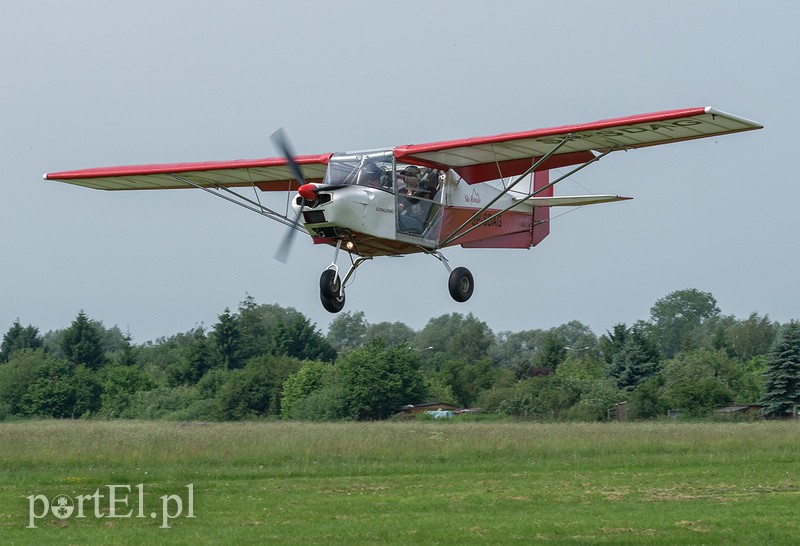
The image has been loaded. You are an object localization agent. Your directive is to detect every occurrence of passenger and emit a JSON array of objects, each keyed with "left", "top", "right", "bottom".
[
  {"left": 397, "top": 166, "right": 423, "bottom": 216},
  {"left": 418, "top": 168, "right": 441, "bottom": 200},
  {"left": 398, "top": 165, "right": 421, "bottom": 194}
]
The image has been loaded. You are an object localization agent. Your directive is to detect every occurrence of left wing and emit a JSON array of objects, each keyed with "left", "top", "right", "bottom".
[
  {"left": 43, "top": 154, "right": 332, "bottom": 191},
  {"left": 394, "top": 107, "right": 762, "bottom": 184}
]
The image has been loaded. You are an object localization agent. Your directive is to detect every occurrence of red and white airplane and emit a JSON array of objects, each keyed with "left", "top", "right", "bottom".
[{"left": 44, "top": 107, "right": 761, "bottom": 313}]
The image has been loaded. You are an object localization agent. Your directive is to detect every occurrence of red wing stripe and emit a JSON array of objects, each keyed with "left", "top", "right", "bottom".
[
  {"left": 396, "top": 108, "right": 710, "bottom": 156},
  {"left": 45, "top": 154, "right": 331, "bottom": 181}
]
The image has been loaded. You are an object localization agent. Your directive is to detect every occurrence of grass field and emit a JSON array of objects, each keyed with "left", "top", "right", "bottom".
[{"left": 1, "top": 419, "right": 799, "bottom": 544}]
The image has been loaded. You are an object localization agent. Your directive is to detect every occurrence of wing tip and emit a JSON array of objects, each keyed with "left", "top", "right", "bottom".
[{"left": 703, "top": 106, "right": 764, "bottom": 129}]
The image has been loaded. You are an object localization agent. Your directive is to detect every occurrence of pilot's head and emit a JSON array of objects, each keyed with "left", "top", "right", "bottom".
[
  {"left": 360, "top": 162, "right": 382, "bottom": 186},
  {"left": 400, "top": 166, "right": 420, "bottom": 186}
]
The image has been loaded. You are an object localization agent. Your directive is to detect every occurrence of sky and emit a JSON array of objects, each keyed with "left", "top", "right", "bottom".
[{"left": 1, "top": 1, "right": 795, "bottom": 343}]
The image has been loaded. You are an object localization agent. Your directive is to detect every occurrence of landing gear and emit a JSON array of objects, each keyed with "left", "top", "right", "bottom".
[
  {"left": 448, "top": 266, "right": 474, "bottom": 302},
  {"left": 427, "top": 251, "right": 474, "bottom": 303},
  {"left": 319, "top": 269, "right": 345, "bottom": 313},
  {"left": 318, "top": 241, "right": 372, "bottom": 313},
  {"left": 319, "top": 269, "right": 341, "bottom": 299}
]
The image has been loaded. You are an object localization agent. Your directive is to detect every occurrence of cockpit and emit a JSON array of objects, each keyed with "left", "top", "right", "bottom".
[
  {"left": 323, "top": 150, "right": 395, "bottom": 189},
  {"left": 323, "top": 150, "right": 446, "bottom": 239}
]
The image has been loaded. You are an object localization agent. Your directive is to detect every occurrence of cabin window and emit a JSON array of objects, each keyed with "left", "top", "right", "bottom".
[
  {"left": 395, "top": 163, "right": 445, "bottom": 238},
  {"left": 324, "top": 150, "right": 395, "bottom": 191}
]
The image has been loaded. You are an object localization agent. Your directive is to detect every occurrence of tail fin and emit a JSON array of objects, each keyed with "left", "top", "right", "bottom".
[{"left": 531, "top": 170, "right": 551, "bottom": 246}]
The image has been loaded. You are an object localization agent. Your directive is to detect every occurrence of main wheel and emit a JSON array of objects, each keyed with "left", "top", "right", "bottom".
[
  {"left": 319, "top": 269, "right": 341, "bottom": 300},
  {"left": 320, "top": 290, "right": 346, "bottom": 313},
  {"left": 448, "top": 267, "right": 474, "bottom": 302}
]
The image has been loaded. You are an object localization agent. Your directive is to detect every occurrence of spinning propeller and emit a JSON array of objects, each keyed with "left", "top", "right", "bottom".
[
  {"left": 271, "top": 128, "right": 315, "bottom": 263},
  {"left": 271, "top": 128, "right": 349, "bottom": 263}
]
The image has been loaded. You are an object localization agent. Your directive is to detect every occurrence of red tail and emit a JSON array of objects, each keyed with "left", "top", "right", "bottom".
[{"left": 531, "top": 170, "right": 551, "bottom": 246}]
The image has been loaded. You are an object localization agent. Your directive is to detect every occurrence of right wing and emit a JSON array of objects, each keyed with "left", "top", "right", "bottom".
[{"left": 522, "top": 195, "right": 633, "bottom": 207}]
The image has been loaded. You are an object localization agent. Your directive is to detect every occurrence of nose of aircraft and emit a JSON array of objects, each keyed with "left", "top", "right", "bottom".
[{"left": 298, "top": 183, "right": 317, "bottom": 201}]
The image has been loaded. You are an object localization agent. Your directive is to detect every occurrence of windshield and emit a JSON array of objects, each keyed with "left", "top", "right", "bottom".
[{"left": 324, "top": 150, "right": 394, "bottom": 190}]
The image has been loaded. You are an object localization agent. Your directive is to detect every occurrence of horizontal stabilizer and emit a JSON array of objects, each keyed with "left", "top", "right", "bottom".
[{"left": 520, "top": 195, "right": 632, "bottom": 207}]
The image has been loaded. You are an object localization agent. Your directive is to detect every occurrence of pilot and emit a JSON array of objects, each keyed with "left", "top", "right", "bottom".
[{"left": 359, "top": 162, "right": 385, "bottom": 188}]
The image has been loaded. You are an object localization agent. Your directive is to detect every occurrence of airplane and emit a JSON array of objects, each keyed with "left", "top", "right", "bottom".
[{"left": 44, "top": 106, "right": 761, "bottom": 313}]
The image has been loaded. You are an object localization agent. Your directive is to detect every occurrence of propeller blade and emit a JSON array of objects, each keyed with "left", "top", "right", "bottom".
[
  {"left": 271, "top": 128, "right": 306, "bottom": 186},
  {"left": 270, "top": 128, "right": 306, "bottom": 263},
  {"left": 274, "top": 206, "right": 303, "bottom": 263}
]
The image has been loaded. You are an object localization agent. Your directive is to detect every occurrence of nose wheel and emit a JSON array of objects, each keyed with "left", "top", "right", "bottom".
[{"left": 320, "top": 269, "right": 345, "bottom": 313}]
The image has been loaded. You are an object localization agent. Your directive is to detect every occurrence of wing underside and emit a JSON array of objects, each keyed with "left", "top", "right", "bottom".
[
  {"left": 43, "top": 154, "right": 331, "bottom": 191},
  {"left": 43, "top": 107, "right": 761, "bottom": 193},
  {"left": 394, "top": 107, "right": 762, "bottom": 184}
]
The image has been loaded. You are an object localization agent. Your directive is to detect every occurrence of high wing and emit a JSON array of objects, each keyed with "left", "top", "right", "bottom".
[
  {"left": 394, "top": 107, "right": 762, "bottom": 184},
  {"left": 43, "top": 154, "right": 331, "bottom": 191},
  {"left": 522, "top": 195, "right": 632, "bottom": 207},
  {"left": 44, "top": 107, "right": 760, "bottom": 191}
]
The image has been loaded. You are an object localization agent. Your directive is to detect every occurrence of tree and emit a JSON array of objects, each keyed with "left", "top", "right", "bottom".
[
  {"left": 60, "top": 311, "right": 106, "bottom": 370},
  {"left": 236, "top": 295, "right": 272, "bottom": 359},
  {"left": 116, "top": 333, "right": 138, "bottom": 367},
  {"left": 216, "top": 354, "right": 302, "bottom": 419},
  {"left": 0, "top": 349, "right": 47, "bottom": 416},
  {"left": 448, "top": 314, "right": 495, "bottom": 364},
  {"left": 649, "top": 289, "right": 720, "bottom": 358},
  {"left": 415, "top": 313, "right": 493, "bottom": 364},
  {"left": 498, "top": 375, "right": 581, "bottom": 419},
  {"left": 550, "top": 321, "right": 598, "bottom": 359},
  {"left": 660, "top": 349, "right": 756, "bottom": 417},
  {"left": 628, "top": 377, "right": 667, "bottom": 419},
  {"left": 326, "top": 311, "right": 368, "bottom": 353},
  {"left": 272, "top": 312, "right": 336, "bottom": 362},
  {"left": 212, "top": 308, "right": 243, "bottom": 369},
  {"left": 334, "top": 340, "right": 427, "bottom": 420},
  {"left": 439, "top": 357, "right": 504, "bottom": 407},
  {"left": 365, "top": 321, "right": 415, "bottom": 347},
  {"left": 234, "top": 299, "right": 336, "bottom": 362},
  {"left": 99, "top": 364, "right": 155, "bottom": 417},
  {"left": 608, "top": 325, "right": 660, "bottom": 391},
  {"left": 165, "top": 328, "right": 215, "bottom": 386},
  {"left": 599, "top": 323, "right": 629, "bottom": 365},
  {"left": 531, "top": 332, "right": 567, "bottom": 374},
  {"left": 22, "top": 358, "right": 101, "bottom": 417},
  {"left": 761, "top": 321, "right": 800, "bottom": 418},
  {"left": 725, "top": 312, "right": 779, "bottom": 361},
  {"left": 0, "top": 320, "right": 42, "bottom": 363},
  {"left": 280, "top": 361, "right": 333, "bottom": 419},
  {"left": 491, "top": 329, "right": 546, "bottom": 376}
]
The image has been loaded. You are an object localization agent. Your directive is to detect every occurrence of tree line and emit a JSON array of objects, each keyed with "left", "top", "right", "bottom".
[{"left": 1, "top": 289, "right": 799, "bottom": 421}]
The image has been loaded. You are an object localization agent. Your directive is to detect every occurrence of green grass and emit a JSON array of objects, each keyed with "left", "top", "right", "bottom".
[{"left": 1, "top": 420, "right": 799, "bottom": 544}]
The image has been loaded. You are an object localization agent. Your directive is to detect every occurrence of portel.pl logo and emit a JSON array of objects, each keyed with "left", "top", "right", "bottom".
[{"left": 27, "top": 483, "right": 194, "bottom": 529}]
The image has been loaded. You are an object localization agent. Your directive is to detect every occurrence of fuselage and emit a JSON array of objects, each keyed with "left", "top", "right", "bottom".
[{"left": 292, "top": 150, "right": 542, "bottom": 257}]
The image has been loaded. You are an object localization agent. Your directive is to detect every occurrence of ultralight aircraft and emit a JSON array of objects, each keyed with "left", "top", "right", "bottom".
[{"left": 44, "top": 107, "right": 762, "bottom": 313}]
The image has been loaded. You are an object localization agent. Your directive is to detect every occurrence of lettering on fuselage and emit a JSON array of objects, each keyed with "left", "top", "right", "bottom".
[
  {"left": 534, "top": 119, "right": 704, "bottom": 145},
  {"left": 464, "top": 189, "right": 482, "bottom": 205},
  {"left": 376, "top": 206, "right": 394, "bottom": 214},
  {"left": 470, "top": 212, "right": 503, "bottom": 228}
]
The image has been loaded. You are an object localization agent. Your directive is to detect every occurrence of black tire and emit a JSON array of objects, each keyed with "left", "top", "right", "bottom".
[
  {"left": 320, "top": 290, "right": 346, "bottom": 313},
  {"left": 319, "top": 269, "right": 341, "bottom": 300},
  {"left": 448, "top": 267, "right": 474, "bottom": 302}
]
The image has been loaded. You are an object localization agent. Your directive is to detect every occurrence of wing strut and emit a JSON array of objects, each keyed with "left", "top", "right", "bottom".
[
  {"left": 171, "top": 174, "right": 307, "bottom": 233},
  {"left": 440, "top": 149, "right": 614, "bottom": 246},
  {"left": 438, "top": 134, "right": 586, "bottom": 248}
]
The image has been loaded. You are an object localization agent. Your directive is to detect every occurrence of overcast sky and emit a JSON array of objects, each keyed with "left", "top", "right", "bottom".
[{"left": 1, "top": 1, "right": 794, "bottom": 343}]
